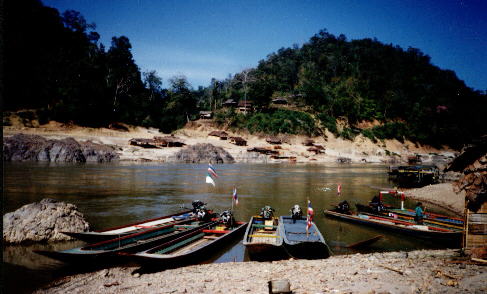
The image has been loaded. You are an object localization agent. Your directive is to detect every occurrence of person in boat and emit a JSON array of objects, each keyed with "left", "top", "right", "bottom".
[
  {"left": 260, "top": 206, "right": 275, "bottom": 219},
  {"left": 336, "top": 200, "right": 351, "bottom": 214},
  {"left": 414, "top": 202, "right": 425, "bottom": 224},
  {"left": 369, "top": 195, "right": 385, "bottom": 213},
  {"left": 290, "top": 204, "right": 303, "bottom": 223}
]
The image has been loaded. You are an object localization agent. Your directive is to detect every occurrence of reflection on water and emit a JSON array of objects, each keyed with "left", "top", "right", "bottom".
[{"left": 3, "top": 162, "right": 458, "bottom": 293}]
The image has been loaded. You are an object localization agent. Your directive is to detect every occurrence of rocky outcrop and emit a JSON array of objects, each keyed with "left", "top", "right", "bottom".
[
  {"left": 172, "top": 143, "right": 235, "bottom": 163},
  {"left": 3, "top": 133, "right": 119, "bottom": 162},
  {"left": 3, "top": 198, "right": 90, "bottom": 244}
]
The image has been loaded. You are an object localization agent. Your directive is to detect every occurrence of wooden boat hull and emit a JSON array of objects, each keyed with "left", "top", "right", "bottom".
[
  {"left": 61, "top": 210, "right": 194, "bottom": 243},
  {"left": 34, "top": 219, "right": 212, "bottom": 263},
  {"left": 243, "top": 216, "right": 287, "bottom": 261},
  {"left": 355, "top": 204, "right": 463, "bottom": 228},
  {"left": 128, "top": 221, "right": 248, "bottom": 267},
  {"left": 324, "top": 210, "right": 462, "bottom": 246},
  {"left": 279, "top": 216, "right": 331, "bottom": 259}
]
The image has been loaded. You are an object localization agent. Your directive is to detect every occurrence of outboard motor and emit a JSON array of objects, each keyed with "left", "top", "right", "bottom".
[
  {"left": 290, "top": 204, "right": 303, "bottom": 223},
  {"left": 192, "top": 200, "right": 206, "bottom": 213},
  {"left": 260, "top": 206, "right": 275, "bottom": 219},
  {"left": 196, "top": 207, "right": 210, "bottom": 221},
  {"left": 337, "top": 200, "right": 351, "bottom": 214},
  {"left": 369, "top": 196, "right": 384, "bottom": 213},
  {"left": 220, "top": 210, "right": 235, "bottom": 227}
]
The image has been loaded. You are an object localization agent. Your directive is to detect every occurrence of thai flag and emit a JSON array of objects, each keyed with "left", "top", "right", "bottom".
[
  {"left": 232, "top": 187, "right": 238, "bottom": 205},
  {"left": 306, "top": 200, "right": 314, "bottom": 231},
  {"left": 205, "top": 163, "right": 218, "bottom": 187},
  {"left": 208, "top": 163, "right": 218, "bottom": 178}
]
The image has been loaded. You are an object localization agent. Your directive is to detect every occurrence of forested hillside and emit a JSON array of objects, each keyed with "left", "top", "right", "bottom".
[{"left": 4, "top": 0, "right": 486, "bottom": 148}]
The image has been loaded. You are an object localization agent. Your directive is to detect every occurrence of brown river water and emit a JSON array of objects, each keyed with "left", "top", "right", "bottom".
[{"left": 3, "top": 162, "right": 458, "bottom": 293}]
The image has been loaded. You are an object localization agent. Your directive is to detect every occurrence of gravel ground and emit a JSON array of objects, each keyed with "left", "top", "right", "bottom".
[{"left": 35, "top": 249, "right": 486, "bottom": 294}]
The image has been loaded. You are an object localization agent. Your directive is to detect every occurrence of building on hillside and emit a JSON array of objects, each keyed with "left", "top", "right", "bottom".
[
  {"left": 266, "top": 136, "right": 282, "bottom": 145},
  {"left": 271, "top": 98, "right": 288, "bottom": 105},
  {"left": 199, "top": 111, "right": 213, "bottom": 119},
  {"left": 222, "top": 99, "right": 237, "bottom": 108},
  {"left": 154, "top": 136, "right": 185, "bottom": 147},
  {"left": 237, "top": 101, "right": 253, "bottom": 113},
  {"left": 208, "top": 130, "right": 229, "bottom": 140},
  {"left": 230, "top": 136, "right": 247, "bottom": 146}
]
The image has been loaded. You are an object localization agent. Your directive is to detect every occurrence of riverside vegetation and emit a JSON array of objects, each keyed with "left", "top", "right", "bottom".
[{"left": 5, "top": 0, "right": 487, "bottom": 150}]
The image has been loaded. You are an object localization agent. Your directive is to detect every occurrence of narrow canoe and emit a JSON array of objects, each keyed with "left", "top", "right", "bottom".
[
  {"left": 61, "top": 210, "right": 194, "bottom": 243},
  {"left": 127, "top": 221, "right": 247, "bottom": 267},
  {"left": 243, "top": 216, "right": 287, "bottom": 261},
  {"left": 324, "top": 209, "right": 462, "bottom": 246},
  {"left": 279, "top": 216, "right": 331, "bottom": 259},
  {"left": 355, "top": 204, "right": 464, "bottom": 228},
  {"left": 34, "top": 219, "right": 212, "bottom": 263}
]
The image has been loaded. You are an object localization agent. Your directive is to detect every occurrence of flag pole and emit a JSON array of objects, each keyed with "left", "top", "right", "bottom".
[{"left": 306, "top": 197, "right": 309, "bottom": 237}]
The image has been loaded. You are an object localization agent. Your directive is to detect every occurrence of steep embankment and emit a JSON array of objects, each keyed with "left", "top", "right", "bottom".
[{"left": 3, "top": 111, "right": 456, "bottom": 164}]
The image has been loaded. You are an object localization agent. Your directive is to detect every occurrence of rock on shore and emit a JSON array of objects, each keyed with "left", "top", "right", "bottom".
[
  {"left": 3, "top": 133, "right": 119, "bottom": 162},
  {"left": 172, "top": 143, "right": 235, "bottom": 163},
  {"left": 3, "top": 198, "right": 90, "bottom": 244}
]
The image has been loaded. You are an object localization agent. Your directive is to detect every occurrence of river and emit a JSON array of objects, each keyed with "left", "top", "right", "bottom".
[{"left": 3, "top": 162, "right": 457, "bottom": 293}]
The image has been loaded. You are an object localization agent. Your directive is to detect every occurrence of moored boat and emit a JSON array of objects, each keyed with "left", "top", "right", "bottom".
[
  {"left": 34, "top": 218, "right": 214, "bottom": 263},
  {"left": 128, "top": 213, "right": 247, "bottom": 267},
  {"left": 355, "top": 203, "right": 464, "bottom": 229},
  {"left": 62, "top": 201, "right": 212, "bottom": 243},
  {"left": 279, "top": 216, "right": 331, "bottom": 259},
  {"left": 243, "top": 207, "right": 286, "bottom": 261},
  {"left": 324, "top": 208, "right": 462, "bottom": 246},
  {"left": 62, "top": 210, "right": 194, "bottom": 243}
]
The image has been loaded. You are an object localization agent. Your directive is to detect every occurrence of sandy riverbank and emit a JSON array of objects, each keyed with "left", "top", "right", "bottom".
[
  {"left": 3, "top": 119, "right": 457, "bottom": 164},
  {"left": 34, "top": 249, "right": 486, "bottom": 294}
]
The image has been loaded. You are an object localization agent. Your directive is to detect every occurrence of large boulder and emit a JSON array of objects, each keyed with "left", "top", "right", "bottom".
[
  {"left": 3, "top": 198, "right": 90, "bottom": 244},
  {"left": 3, "top": 133, "right": 119, "bottom": 162},
  {"left": 172, "top": 143, "right": 235, "bottom": 163}
]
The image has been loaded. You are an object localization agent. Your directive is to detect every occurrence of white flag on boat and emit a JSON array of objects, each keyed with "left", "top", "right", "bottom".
[
  {"left": 205, "top": 163, "right": 217, "bottom": 187},
  {"left": 206, "top": 174, "right": 216, "bottom": 186}
]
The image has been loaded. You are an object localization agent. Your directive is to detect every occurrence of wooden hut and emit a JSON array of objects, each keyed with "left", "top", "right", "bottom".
[
  {"left": 266, "top": 136, "right": 282, "bottom": 145},
  {"left": 199, "top": 111, "right": 213, "bottom": 119},
  {"left": 447, "top": 136, "right": 487, "bottom": 261},
  {"left": 208, "top": 130, "right": 229, "bottom": 140},
  {"left": 222, "top": 99, "right": 237, "bottom": 108},
  {"left": 129, "top": 138, "right": 158, "bottom": 148},
  {"left": 302, "top": 139, "right": 315, "bottom": 146},
  {"left": 154, "top": 136, "right": 185, "bottom": 147},
  {"left": 230, "top": 136, "right": 247, "bottom": 146}
]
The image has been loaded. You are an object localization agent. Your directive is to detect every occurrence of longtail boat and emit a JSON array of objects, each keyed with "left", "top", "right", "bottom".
[
  {"left": 127, "top": 220, "right": 247, "bottom": 267},
  {"left": 279, "top": 216, "right": 331, "bottom": 259},
  {"left": 34, "top": 219, "right": 213, "bottom": 263},
  {"left": 324, "top": 209, "right": 462, "bottom": 245},
  {"left": 355, "top": 203, "right": 464, "bottom": 228},
  {"left": 62, "top": 210, "right": 194, "bottom": 243},
  {"left": 243, "top": 216, "right": 287, "bottom": 260}
]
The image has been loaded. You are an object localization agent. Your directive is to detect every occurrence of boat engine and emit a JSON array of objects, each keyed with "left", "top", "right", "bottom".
[
  {"left": 260, "top": 206, "right": 275, "bottom": 219},
  {"left": 290, "top": 204, "right": 303, "bottom": 222},
  {"left": 337, "top": 200, "right": 351, "bottom": 214},
  {"left": 369, "top": 196, "right": 385, "bottom": 213},
  {"left": 196, "top": 207, "right": 211, "bottom": 221},
  {"left": 192, "top": 200, "right": 206, "bottom": 213},
  {"left": 220, "top": 210, "right": 235, "bottom": 227}
]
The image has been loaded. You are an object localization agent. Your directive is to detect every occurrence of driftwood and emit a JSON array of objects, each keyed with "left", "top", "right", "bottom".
[{"left": 379, "top": 265, "right": 404, "bottom": 275}]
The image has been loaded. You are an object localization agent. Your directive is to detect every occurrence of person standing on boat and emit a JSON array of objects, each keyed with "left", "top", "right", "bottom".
[{"left": 414, "top": 202, "right": 425, "bottom": 224}]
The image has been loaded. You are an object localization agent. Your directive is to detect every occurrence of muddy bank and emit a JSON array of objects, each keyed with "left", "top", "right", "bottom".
[{"left": 35, "top": 249, "right": 486, "bottom": 294}]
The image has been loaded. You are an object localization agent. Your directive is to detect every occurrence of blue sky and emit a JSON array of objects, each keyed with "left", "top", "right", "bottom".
[{"left": 44, "top": 0, "right": 486, "bottom": 90}]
